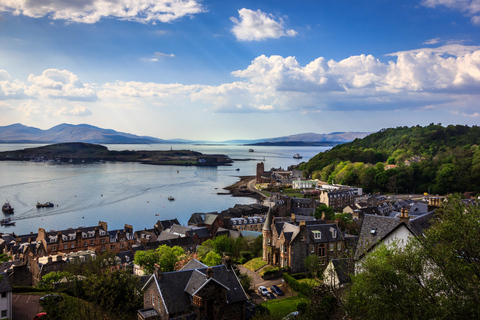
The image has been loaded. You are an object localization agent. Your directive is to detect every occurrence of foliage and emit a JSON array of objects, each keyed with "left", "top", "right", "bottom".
[
  {"left": 237, "top": 272, "right": 253, "bottom": 294},
  {"left": 197, "top": 239, "right": 214, "bottom": 260},
  {"left": 0, "top": 253, "right": 11, "bottom": 263},
  {"left": 40, "top": 271, "right": 73, "bottom": 288},
  {"left": 314, "top": 204, "right": 335, "bottom": 220},
  {"left": 243, "top": 257, "right": 267, "bottom": 272},
  {"left": 283, "top": 273, "right": 312, "bottom": 296},
  {"left": 133, "top": 245, "right": 184, "bottom": 274},
  {"left": 203, "top": 251, "right": 222, "bottom": 266},
  {"left": 300, "top": 124, "right": 480, "bottom": 194},
  {"left": 174, "top": 252, "right": 199, "bottom": 271},
  {"left": 304, "top": 255, "right": 321, "bottom": 277},
  {"left": 345, "top": 196, "right": 480, "bottom": 320}
]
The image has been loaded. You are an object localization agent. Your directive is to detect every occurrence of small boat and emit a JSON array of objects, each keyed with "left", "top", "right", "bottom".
[
  {"left": 293, "top": 153, "right": 303, "bottom": 159},
  {"left": 2, "top": 201, "right": 14, "bottom": 214},
  {"left": 1, "top": 217, "right": 12, "bottom": 225},
  {"left": 37, "top": 202, "right": 54, "bottom": 208},
  {"left": 3, "top": 220, "right": 15, "bottom": 226},
  {"left": 168, "top": 196, "right": 175, "bottom": 201},
  {"left": 249, "top": 149, "right": 254, "bottom": 152},
  {"left": 236, "top": 168, "right": 240, "bottom": 171}
]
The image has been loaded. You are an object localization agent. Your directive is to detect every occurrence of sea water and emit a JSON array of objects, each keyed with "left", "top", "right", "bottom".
[{"left": 0, "top": 144, "right": 330, "bottom": 234}]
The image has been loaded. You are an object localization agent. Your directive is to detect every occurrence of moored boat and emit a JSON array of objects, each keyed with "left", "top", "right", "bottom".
[
  {"left": 37, "top": 202, "right": 54, "bottom": 208},
  {"left": 2, "top": 201, "right": 14, "bottom": 214},
  {"left": 293, "top": 153, "right": 303, "bottom": 159}
]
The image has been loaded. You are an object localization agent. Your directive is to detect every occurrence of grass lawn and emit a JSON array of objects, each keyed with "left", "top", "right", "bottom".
[
  {"left": 258, "top": 265, "right": 278, "bottom": 276},
  {"left": 243, "top": 257, "right": 267, "bottom": 272},
  {"left": 297, "top": 278, "right": 322, "bottom": 287},
  {"left": 260, "top": 295, "right": 309, "bottom": 318}
]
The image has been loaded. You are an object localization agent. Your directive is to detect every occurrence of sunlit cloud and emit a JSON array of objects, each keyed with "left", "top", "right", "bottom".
[
  {"left": 0, "top": 0, "right": 205, "bottom": 24},
  {"left": 230, "top": 8, "right": 297, "bottom": 41}
]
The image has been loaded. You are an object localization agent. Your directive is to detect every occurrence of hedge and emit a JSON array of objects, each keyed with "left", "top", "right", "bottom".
[
  {"left": 290, "top": 272, "right": 308, "bottom": 280},
  {"left": 13, "top": 286, "right": 46, "bottom": 293},
  {"left": 283, "top": 273, "right": 312, "bottom": 296}
]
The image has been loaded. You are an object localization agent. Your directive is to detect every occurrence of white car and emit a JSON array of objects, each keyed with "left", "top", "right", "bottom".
[{"left": 257, "top": 286, "right": 268, "bottom": 296}]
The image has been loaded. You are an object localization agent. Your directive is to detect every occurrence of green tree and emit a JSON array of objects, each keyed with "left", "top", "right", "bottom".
[
  {"left": 314, "top": 204, "right": 335, "bottom": 220},
  {"left": 203, "top": 251, "right": 222, "bottom": 266},
  {"left": 346, "top": 196, "right": 480, "bottom": 320},
  {"left": 133, "top": 245, "right": 184, "bottom": 274}
]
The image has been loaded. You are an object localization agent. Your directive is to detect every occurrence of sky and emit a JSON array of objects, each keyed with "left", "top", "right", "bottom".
[{"left": 0, "top": 0, "right": 479, "bottom": 141}]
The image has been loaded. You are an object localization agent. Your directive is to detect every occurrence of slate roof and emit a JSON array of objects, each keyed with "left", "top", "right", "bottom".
[
  {"left": 215, "top": 228, "right": 242, "bottom": 239},
  {"left": 168, "top": 225, "right": 193, "bottom": 236},
  {"left": 291, "top": 207, "right": 315, "bottom": 216},
  {"left": 180, "top": 259, "right": 207, "bottom": 271},
  {"left": 354, "top": 211, "right": 435, "bottom": 260},
  {"left": 156, "top": 219, "right": 180, "bottom": 231},
  {"left": 409, "top": 202, "right": 428, "bottom": 216},
  {"left": 145, "top": 264, "right": 248, "bottom": 316},
  {"left": 116, "top": 250, "right": 134, "bottom": 265},
  {"left": 307, "top": 224, "right": 344, "bottom": 243},
  {"left": 186, "top": 227, "right": 211, "bottom": 239},
  {"left": 329, "top": 258, "right": 350, "bottom": 284},
  {"left": 0, "top": 273, "right": 12, "bottom": 293},
  {"left": 157, "top": 237, "right": 196, "bottom": 250},
  {"left": 157, "top": 231, "right": 180, "bottom": 241}
]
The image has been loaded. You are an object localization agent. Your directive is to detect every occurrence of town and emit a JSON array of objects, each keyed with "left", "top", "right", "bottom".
[{"left": 0, "top": 160, "right": 469, "bottom": 320}]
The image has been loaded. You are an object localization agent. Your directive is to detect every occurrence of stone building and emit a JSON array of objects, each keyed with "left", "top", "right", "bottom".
[
  {"left": 139, "top": 258, "right": 248, "bottom": 320},
  {"left": 262, "top": 208, "right": 345, "bottom": 273},
  {"left": 319, "top": 189, "right": 356, "bottom": 210}
]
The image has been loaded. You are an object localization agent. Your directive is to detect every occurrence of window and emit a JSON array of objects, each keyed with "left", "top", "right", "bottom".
[
  {"left": 101, "top": 246, "right": 105, "bottom": 251},
  {"left": 310, "top": 245, "right": 314, "bottom": 253},
  {"left": 71, "top": 244, "right": 75, "bottom": 249},
  {"left": 313, "top": 230, "right": 321, "bottom": 239},
  {"left": 1, "top": 310, "right": 6, "bottom": 317},
  {"left": 64, "top": 244, "right": 68, "bottom": 250},
  {"left": 337, "top": 242, "right": 342, "bottom": 251},
  {"left": 1, "top": 292, "right": 6, "bottom": 298},
  {"left": 267, "top": 238, "right": 270, "bottom": 245},
  {"left": 330, "top": 243, "right": 334, "bottom": 251},
  {"left": 90, "top": 240, "right": 94, "bottom": 245},
  {"left": 101, "top": 239, "right": 106, "bottom": 244},
  {"left": 111, "top": 245, "right": 115, "bottom": 250},
  {"left": 51, "top": 246, "right": 56, "bottom": 251},
  {"left": 84, "top": 241, "right": 87, "bottom": 247},
  {"left": 319, "top": 247, "right": 325, "bottom": 257},
  {"left": 120, "top": 243, "right": 124, "bottom": 249}
]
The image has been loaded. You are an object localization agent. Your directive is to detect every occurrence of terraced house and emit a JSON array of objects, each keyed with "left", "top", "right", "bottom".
[{"left": 262, "top": 208, "right": 345, "bottom": 273}]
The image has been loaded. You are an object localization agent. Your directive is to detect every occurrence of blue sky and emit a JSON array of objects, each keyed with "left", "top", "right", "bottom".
[{"left": 0, "top": 0, "right": 479, "bottom": 141}]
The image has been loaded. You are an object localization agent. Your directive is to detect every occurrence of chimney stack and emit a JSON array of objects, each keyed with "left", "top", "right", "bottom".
[
  {"left": 222, "top": 255, "right": 232, "bottom": 271},
  {"left": 206, "top": 267, "right": 213, "bottom": 279},
  {"left": 399, "top": 207, "right": 410, "bottom": 223},
  {"left": 154, "top": 263, "right": 162, "bottom": 280}
]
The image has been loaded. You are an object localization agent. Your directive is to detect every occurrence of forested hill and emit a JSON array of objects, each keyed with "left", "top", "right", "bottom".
[{"left": 299, "top": 124, "right": 480, "bottom": 195}]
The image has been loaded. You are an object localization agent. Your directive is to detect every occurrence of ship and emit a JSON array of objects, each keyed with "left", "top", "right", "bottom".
[
  {"left": 1, "top": 217, "right": 14, "bottom": 226},
  {"left": 248, "top": 149, "right": 254, "bottom": 152},
  {"left": 168, "top": 196, "right": 175, "bottom": 201},
  {"left": 2, "top": 201, "right": 14, "bottom": 214},
  {"left": 293, "top": 153, "right": 303, "bottom": 159},
  {"left": 37, "top": 202, "right": 54, "bottom": 208}
]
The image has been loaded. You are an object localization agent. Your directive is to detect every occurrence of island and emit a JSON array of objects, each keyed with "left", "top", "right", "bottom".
[{"left": 0, "top": 142, "right": 233, "bottom": 166}]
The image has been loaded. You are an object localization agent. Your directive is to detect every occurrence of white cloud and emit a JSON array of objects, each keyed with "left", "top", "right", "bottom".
[
  {"left": 154, "top": 52, "right": 175, "bottom": 58},
  {"left": 27, "top": 69, "right": 97, "bottom": 101},
  {"left": 57, "top": 105, "right": 92, "bottom": 116},
  {"left": 421, "top": 0, "right": 480, "bottom": 25},
  {"left": 0, "top": 0, "right": 204, "bottom": 24},
  {"left": 230, "top": 8, "right": 297, "bottom": 41},
  {"left": 424, "top": 37, "right": 441, "bottom": 45}
]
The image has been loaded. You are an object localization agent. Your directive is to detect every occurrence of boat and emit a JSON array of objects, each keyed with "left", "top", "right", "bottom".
[
  {"left": 236, "top": 168, "right": 240, "bottom": 171},
  {"left": 3, "top": 220, "right": 15, "bottom": 226},
  {"left": 168, "top": 196, "right": 175, "bottom": 201},
  {"left": 293, "top": 153, "right": 303, "bottom": 159},
  {"left": 2, "top": 201, "right": 14, "bottom": 214},
  {"left": 1, "top": 217, "right": 11, "bottom": 225},
  {"left": 36, "top": 202, "right": 54, "bottom": 208},
  {"left": 249, "top": 149, "right": 254, "bottom": 152}
]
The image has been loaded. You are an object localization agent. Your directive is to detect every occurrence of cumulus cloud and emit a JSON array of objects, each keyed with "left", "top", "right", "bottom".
[
  {"left": 421, "top": 0, "right": 480, "bottom": 25},
  {"left": 0, "top": 0, "right": 204, "bottom": 24},
  {"left": 27, "top": 69, "right": 97, "bottom": 101},
  {"left": 57, "top": 105, "right": 92, "bottom": 116},
  {"left": 230, "top": 8, "right": 297, "bottom": 41}
]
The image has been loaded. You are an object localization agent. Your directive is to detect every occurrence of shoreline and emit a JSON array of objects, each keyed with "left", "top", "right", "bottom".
[{"left": 220, "top": 175, "right": 266, "bottom": 201}]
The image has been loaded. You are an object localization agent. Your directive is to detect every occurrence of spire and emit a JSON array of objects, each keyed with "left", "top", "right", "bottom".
[{"left": 263, "top": 206, "right": 273, "bottom": 231}]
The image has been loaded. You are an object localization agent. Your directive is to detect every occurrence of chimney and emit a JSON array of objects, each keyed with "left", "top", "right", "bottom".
[
  {"left": 399, "top": 207, "right": 410, "bottom": 223},
  {"left": 154, "top": 263, "right": 162, "bottom": 280},
  {"left": 48, "top": 256, "right": 53, "bottom": 264},
  {"left": 206, "top": 267, "right": 213, "bottom": 279},
  {"left": 291, "top": 214, "right": 296, "bottom": 223},
  {"left": 222, "top": 255, "right": 232, "bottom": 271}
]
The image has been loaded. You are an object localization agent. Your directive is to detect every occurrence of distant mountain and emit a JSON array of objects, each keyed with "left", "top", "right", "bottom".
[
  {"left": 0, "top": 123, "right": 371, "bottom": 145},
  {"left": 0, "top": 123, "right": 168, "bottom": 144}
]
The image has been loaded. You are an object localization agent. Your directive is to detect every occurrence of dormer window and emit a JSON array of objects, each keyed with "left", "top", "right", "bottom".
[{"left": 313, "top": 230, "right": 321, "bottom": 239}]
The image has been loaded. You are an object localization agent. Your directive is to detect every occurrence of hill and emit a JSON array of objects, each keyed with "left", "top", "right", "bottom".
[
  {"left": 0, "top": 123, "right": 167, "bottom": 144},
  {"left": 299, "top": 124, "right": 480, "bottom": 195}
]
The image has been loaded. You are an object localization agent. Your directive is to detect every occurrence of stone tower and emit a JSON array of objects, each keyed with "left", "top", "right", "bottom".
[
  {"left": 262, "top": 206, "right": 273, "bottom": 262},
  {"left": 256, "top": 162, "right": 265, "bottom": 183}
]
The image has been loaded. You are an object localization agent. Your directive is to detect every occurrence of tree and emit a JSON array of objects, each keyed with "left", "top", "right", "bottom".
[
  {"left": 203, "top": 251, "right": 222, "bottom": 266},
  {"left": 315, "top": 204, "right": 335, "bottom": 220},
  {"left": 346, "top": 196, "right": 480, "bottom": 320},
  {"left": 134, "top": 245, "right": 185, "bottom": 274},
  {"left": 304, "top": 255, "right": 321, "bottom": 278}
]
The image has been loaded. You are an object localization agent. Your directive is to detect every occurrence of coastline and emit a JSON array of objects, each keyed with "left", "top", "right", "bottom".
[{"left": 220, "top": 175, "right": 266, "bottom": 201}]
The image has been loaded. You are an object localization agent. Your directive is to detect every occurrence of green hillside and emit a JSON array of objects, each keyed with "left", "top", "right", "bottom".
[{"left": 299, "top": 124, "right": 480, "bottom": 195}]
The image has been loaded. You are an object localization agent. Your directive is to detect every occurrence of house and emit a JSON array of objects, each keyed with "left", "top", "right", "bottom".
[
  {"left": 0, "top": 274, "right": 12, "bottom": 320},
  {"left": 319, "top": 189, "right": 356, "bottom": 210},
  {"left": 188, "top": 213, "right": 224, "bottom": 236},
  {"left": 29, "top": 254, "right": 66, "bottom": 286},
  {"left": 354, "top": 209, "right": 435, "bottom": 271},
  {"left": 323, "top": 258, "right": 351, "bottom": 289},
  {"left": 139, "top": 257, "right": 248, "bottom": 320},
  {"left": 262, "top": 208, "right": 345, "bottom": 273}
]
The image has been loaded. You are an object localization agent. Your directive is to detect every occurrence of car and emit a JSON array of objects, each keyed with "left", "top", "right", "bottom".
[
  {"left": 257, "top": 286, "right": 268, "bottom": 296},
  {"left": 266, "top": 292, "right": 276, "bottom": 299},
  {"left": 33, "top": 312, "right": 47, "bottom": 320},
  {"left": 283, "top": 311, "right": 299, "bottom": 320},
  {"left": 270, "top": 285, "right": 284, "bottom": 296},
  {"left": 39, "top": 294, "right": 63, "bottom": 305}
]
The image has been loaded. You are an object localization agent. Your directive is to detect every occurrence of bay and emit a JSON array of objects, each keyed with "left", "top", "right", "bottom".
[{"left": 0, "top": 144, "right": 330, "bottom": 235}]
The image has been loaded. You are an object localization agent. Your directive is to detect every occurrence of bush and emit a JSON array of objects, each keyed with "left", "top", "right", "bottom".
[
  {"left": 290, "top": 273, "right": 308, "bottom": 280},
  {"left": 13, "top": 286, "right": 45, "bottom": 293},
  {"left": 283, "top": 274, "right": 312, "bottom": 296}
]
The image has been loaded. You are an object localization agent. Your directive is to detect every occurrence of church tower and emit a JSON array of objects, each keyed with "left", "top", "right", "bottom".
[{"left": 262, "top": 206, "right": 273, "bottom": 262}]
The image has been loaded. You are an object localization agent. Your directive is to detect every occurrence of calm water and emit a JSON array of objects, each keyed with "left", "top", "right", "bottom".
[{"left": 0, "top": 144, "right": 330, "bottom": 234}]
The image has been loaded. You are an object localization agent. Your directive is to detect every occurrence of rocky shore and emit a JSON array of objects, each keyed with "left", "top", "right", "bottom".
[{"left": 220, "top": 176, "right": 266, "bottom": 201}]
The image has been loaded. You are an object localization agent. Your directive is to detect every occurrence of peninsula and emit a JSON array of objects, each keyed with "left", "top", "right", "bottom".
[{"left": 0, "top": 142, "right": 233, "bottom": 166}]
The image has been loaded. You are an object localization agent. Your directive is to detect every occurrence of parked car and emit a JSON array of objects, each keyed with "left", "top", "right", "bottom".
[
  {"left": 266, "top": 292, "right": 276, "bottom": 299},
  {"left": 33, "top": 312, "right": 47, "bottom": 320},
  {"left": 257, "top": 286, "right": 269, "bottom": 296},
  {"left": 39, "top": 294, "right": 63, "bottom": 305},
  {"left": 283, "top": 311, "right": 299, "bottom": 319},
  {"left": 270, "top": 285, "right": 284, "bottom": 295}
]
